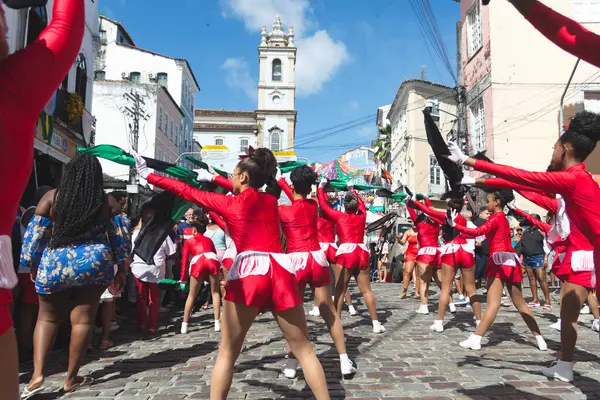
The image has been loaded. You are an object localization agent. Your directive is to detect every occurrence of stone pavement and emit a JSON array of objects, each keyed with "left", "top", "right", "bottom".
[{"left": 19, "top": 282, "right": 600, "bottom": 399}]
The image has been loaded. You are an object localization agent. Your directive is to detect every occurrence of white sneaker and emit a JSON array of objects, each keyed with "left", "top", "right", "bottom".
[
  {"left": 430, "top": 320, "right": 444, "bottom": 333},
  {"left": 535, "top": 335, "right": 548, "bottom": 351},
  {"left": 110, "top": 321, "right": 120, "bottom": 332},
  {"left": 373, "top": 322, "right": 386, "bottom": 333},
  {"left": 449, "top": 303, "right": 457, "bottom": 314},
  {"left": 282, "top": 356, "right": 299, "bottom": 379},
  {"left": 592, "top": 319, "right": 600, "bottom": 332},
  {"left": 181, "top": 322, "right": 188, "bottom": 334},
  {"left": 348, "top": 305, "right": 358, "bottom": 316},
  {"left": 340, "top": 358, "right": 356, "bottom": 376},
  {"left": 550, "top": 320, "right": 561, "bottom": 331},
  {"left": 581, "top": 305, "right": 591, "bottom": 314},
  {"left": 475, "top": 320, "right": 481, "bottom": 328},
  {"left": 214, "top": 320, "right": 221, "bottom": 332},
  {"left": 416, "top": 304, "right": 429, "bottom": 314},
  {"left": 542, "top": 360, "right": 574, "bottom": 382},
  {"left": 459, "top": 334, "right": 482, "bottom": 350},
  {"left": 308, "top": 306, "right": 320, "bottom": 317}
]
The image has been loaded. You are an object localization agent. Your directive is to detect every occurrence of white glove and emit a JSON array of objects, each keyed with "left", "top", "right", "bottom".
[
  {"left": 447, "top": 209, "right": 458, "bottom": 227},
  {"left": 319, "top": 177, "right": 328, "bottom": 188},
  {"left": 447, "top": 141, "right": 468, "bottom": 166},
  {"left": 507, "top": 201, "right": 516, "bottom": 210},
  {"left": 206, "top": 164, "right": 216, "bottom": 175},
  {"left": 461, "top": 176, "right": 476, "bottom": 186},
  {"left": 132, "top": 151, "right": 149, "bottom": 179},
  {"left": 196, "top": 169, "right": 215, "bottom": 182},
  {"left": 347, "top": 182, "right": 355, "bottom": 191},
  {"left": 275, "top": 167, "right": 282, "bottom": 182}
]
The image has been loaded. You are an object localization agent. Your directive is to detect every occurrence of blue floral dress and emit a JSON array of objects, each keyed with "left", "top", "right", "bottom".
[
  {"left": 35, "top": 219, "right": 128, "bottom": 295},
  {"left": 19, "top": 215, "right": 52, "bottom": 274}
]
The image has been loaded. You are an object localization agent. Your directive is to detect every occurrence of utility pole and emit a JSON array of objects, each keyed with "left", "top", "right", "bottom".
[{"left": 122, "top": 89, "right": 149, "bottom": 215}]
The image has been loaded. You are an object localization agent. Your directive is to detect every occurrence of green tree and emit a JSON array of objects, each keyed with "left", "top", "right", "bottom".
[{"left": 374, "top": 124, "right": 391, "bottom": 166}]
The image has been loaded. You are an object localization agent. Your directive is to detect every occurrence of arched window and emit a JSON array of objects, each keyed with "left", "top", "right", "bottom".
[
  {"left": 75, "top": 53, "right": 88, "bottom": 104},
  {"left": 26, "top": 6, "right": 48, "bottom": 45},
  {"left": 129, "top": 71, "right": 141, "bottom": 84},
  {"left": 272, "top": 59, "right": 282, "bottom": 81},
  {"left": 157, "top": 72, "right": 168, "bottom": 86},
  {"left": 94, "top": 71, "right": 105, "bottom": 80},
  {"left": 270, "top": 130, "right": 281, "bottom": 152}
]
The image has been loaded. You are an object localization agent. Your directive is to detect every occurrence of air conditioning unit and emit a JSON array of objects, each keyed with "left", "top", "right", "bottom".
[
  {"left": 149, "top": 73, "right": 156, "bottom": 82},
  {"left": 121, "top": 72, "right": 128, "bottom": 80}
]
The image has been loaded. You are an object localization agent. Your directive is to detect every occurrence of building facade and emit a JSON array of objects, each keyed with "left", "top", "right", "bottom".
[
  {"left": 339, "top": 146, "right": 375, "bottom": 171},
  {"left": 95, "top": 15, "right": 200, "bottom": 168},
  {"left": 4, "top": 1, "right": 98, "bottom": 204},
  {"left": 194, "top": 16, "right": 298, "bottom": 169},
  {"left": 387, "top": 80, "right": 457, "bottom": 197},
  {"left": 459, "top": 0, "right": 600, "bottom": 207}
]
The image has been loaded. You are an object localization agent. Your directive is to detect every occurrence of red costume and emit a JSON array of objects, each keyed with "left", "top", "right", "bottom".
[
  {"left": 473, "top": 161, "right": 600, "bottom": 289},
  {"left": 410, "top": 201, "right": 475, "bottom": 269},
  {"left": 404, "top": 234, "right": 419, "bottom": 263},
  {"left": 318, "top": 215, "right": 338, "bottom": 264},
  {"left": 452, "top": 212, "right": 522, "bottom": 283},
  {"left": 181, "top": 234, "right": 219, "bottom": 282},
  {"left": 278, "top": 179, "right": 329, "bottom": 288},
  {"left": 147, "top": 173, "right": 299, "bottom": 312},
  {"left": 0, "top": 0, "right": 84, "bottom": 335},
  {"left": 525, "top": 1, "right": 600, "bottom": 68},
  {"left": 317, "top": 188, "right": 369, "bottom": 270},
  {"left": 405, "top": 199, "right": 442, "bottom": 266}
]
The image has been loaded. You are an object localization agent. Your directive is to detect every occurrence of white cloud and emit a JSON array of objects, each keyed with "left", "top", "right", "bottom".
[
  {"left": 220, "top": 0, "right": 348, "bottom": 97},
  {"left": 220, "top": 57, "right": 257, "bottom": 101}
]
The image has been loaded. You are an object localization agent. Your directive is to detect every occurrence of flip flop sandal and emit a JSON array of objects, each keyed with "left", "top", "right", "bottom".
[
  {"left": 63, "top": 377, "right": 94, "bottom": 393},
  {"left": 542, "top": 304, "right": 552, "bottom": 310},
  {"left": 21, "top": 385, "right": 44, "bottom": 400},
  {"left": 528, "top": 302, "right": 541, "bottom": 307},
  {"left": 98, "top": 339, "right": 114, "bottom": 350}
]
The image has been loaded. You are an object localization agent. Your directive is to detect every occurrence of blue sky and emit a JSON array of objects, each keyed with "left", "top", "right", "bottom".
[{"left": 101, "top": 0, "right": 459, "bottom": 163}]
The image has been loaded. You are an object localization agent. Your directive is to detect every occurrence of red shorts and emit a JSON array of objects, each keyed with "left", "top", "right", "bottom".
[
  {"left": 190, "top": 254, "right": 220, "bottom": 281},
  {"left": 405, "top": 250, "right": 418, "bottom": 263},
  {"left": 0, "top": 289, "right": 13, "bottom": 335},
  {"left": 336, "top": 243, "right": 370, "bottom": 271},
  {"left": 18, "top": 273, "right": 38, "bottom": 305},
  {"left": 224, "top": 252, "right": 301, "bottom": 312},
  {"left": 290, "top": 251, "right": 331, "bottom": 288},
  {"left": 416, "top": 246, "right": 439, "bottom": 266},
  {"left": 319, "top": 243, "right": 338, "bottom": 265},
  {"left": 486, "top": 252, "right": 522, "bottom": 283},
  {"left": 439, "top": 243, "right": 475, "bottom": 269},
  {"left": 554, "top": 250, "right": 594, "bottom": 289}
]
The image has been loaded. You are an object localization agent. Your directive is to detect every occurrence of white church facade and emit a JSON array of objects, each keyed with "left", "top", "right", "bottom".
[{"left": 194, "top": 16, "right": 298, "bottom": 172}]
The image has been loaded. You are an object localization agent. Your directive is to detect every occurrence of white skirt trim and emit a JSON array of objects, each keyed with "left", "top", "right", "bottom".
[
  {"left": 190, "top": 252, "right": 218, "bottom": 266},
  {"left": 492, "top": 251, "right": 520, "bottom": 267},
  {"left": 418, "top": 246, "right": 438, "bottom": 256},
  {"left": 336, "top": 243, "right": 368, "bottom": 256},
  {"left": 570, "top": 250, "right": 594, "bottom": 272},
  {"left": 227, "top": 250, "right": 295, "bottom": 281},
  {"left": 319, "top": 242, "right": 338, "bottom": 252}
]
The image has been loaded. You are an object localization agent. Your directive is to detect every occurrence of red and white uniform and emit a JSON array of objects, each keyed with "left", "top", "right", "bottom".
[
  {"left": 318, "top": 214, "right": 338, "bottom": 264},
  {"left": 405, "top": 234, "right": 419, "bottom": 263},
  {"left": 317, "top": 188, "right": 369, "bottom": 270},
  {"left": 473, "top": 161, "right": 600, "bottom": 290},
  {"left": 181, "top": 234, "right": 220, "bottom": 281},
  {"left": 147, "top": 174, "right": 299, "bottom": 312},
  {"left": 524, "top": 1, "right": 600, "bottom": 69},
  {"left": 278, "top": 179, "right": 329, "bottom": 288},
  {"left": 485, "top": 178, "right": 594, "bottom": 289},
  {"left": 410, "top": 200, "right": 475, "bottom": 269},
  {"left": 453, "top": 212, "right": 522, "bottom": 283},
  {"left": 0, "top": 0, "right": 84, "bottom": 335},
  {"left": 405, "top": 199, "right": 441, "bottom": 266}
]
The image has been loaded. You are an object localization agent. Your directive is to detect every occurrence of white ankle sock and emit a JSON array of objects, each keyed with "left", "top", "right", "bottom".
[
  {"left": 471, "top": 335, "right": 482, "bottom": 345},
  {"left": 372, "top": 320, "right": 380, "bottom": 328},
  {"left": 339, "top": 353, "right": 350, "bottom": 363}
]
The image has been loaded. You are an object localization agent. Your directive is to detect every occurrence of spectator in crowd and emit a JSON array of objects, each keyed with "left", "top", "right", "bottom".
[
  {"left": 521, "top": 215, "right": 552, "bottom": 309},
  {"left": 472, "top": 207, "right": 490, "bottom": 289}
]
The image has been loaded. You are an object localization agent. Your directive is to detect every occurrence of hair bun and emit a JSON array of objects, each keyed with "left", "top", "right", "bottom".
[
  {"left": 568, "top": 111, "right": 600, "bottom": 143},
  {"left": 249, "top": 148, "right": 277, "bottom": 178}
]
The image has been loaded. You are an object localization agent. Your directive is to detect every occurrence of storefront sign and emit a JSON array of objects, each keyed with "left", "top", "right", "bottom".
[
  {"left": 201, "top": 145, "right": 229, "bottom": 161},
  {"left": 35, "top": 114, "right": 77, "bottom": 161},
  {"left": 273, "top": 151, "right": 297, "bottom": 162}
]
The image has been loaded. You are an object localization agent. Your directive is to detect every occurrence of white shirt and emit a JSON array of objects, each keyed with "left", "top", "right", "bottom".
[
  {"left": 465, "top": 221, "right": 477, "bottom": 252},
  {"left": 130, "top": 231, "right": 176, "bottom": 283},
  {"left": 382, "top": 242, "right": 389, "bottom": 255}
]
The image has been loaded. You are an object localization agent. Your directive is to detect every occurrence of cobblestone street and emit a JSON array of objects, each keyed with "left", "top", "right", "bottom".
[{"left": 19, "top": 282, "right": 600, "bottom": 399}]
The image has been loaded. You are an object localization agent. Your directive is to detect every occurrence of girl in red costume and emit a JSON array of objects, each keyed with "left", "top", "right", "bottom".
[
  {"left": 180, "top": 214, "right": 221, "bottom": 334},
  {"left": 508, "top": 0, "right": 600, "bottom": 68},
  {"left": 134, "top": 149, "right": 330, "bottom": 400},
  {"left": 0, "top": 0, "right": 84, "bottom": 398},
  {"left": 276, "top": 166, "right": 356, "bottom": 378},
  {"left": 405, "top": 197, "right": 442, "bottom": 315},
  {"left": 398, "top": 225, "right": 419, "bottom": 298},
  {"left": 317, "top": 178, "right": 386, "bottom": 334},
  {"left": 407, "top": 196, "right": 481, "bottom": 332},
  {"left": 447, "top": 189, "right": 547, "bottom": 351},
  {"left": 466, "top": 177, "right": 599, "bottom": 382}
]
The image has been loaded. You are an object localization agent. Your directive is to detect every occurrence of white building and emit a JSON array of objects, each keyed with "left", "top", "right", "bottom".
[
  {"left": 194, "top": 16, "right": 298, "bottom": 171},
  {"left": 3, "top": 1, "right": 98, "bottom": 199},
  {"left": 387, "top": 80, "right": 457, "bottom": 197},
  {"left": 96, "top": 15, "right": 200, "bottom": 167}
]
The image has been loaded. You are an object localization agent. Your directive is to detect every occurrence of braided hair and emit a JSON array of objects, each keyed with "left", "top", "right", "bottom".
[{"left": 50, "top": 154, "right": 105, "bottom": 248}]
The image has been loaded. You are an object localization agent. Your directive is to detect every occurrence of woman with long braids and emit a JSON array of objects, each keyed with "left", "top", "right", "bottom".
[
  {"left": 23, "top": 154, "right": 127, "bottom": 397},
  {"left": 405, "top": 197, "right": 443, "bottom": 315},
  {"left": 408, "top": 197, "right": 481, "bottom": 332},
  {"left": 446, "top": 189, "right": 547, "bottom": 351},
  {"left": 134, "top": 149, "right": 330, "bottom": 399},
  {"left": 277, "top": 166, "right": 356, "bottom": 378},
  {"left": 318, "top": 179, "right": 386, "bottom": 334},
  {"left": 0, "top": 0, "right": 84, "bottom": 397},
  {"left": 398, "top": 224, "right": 419, "bottom": 298}
]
